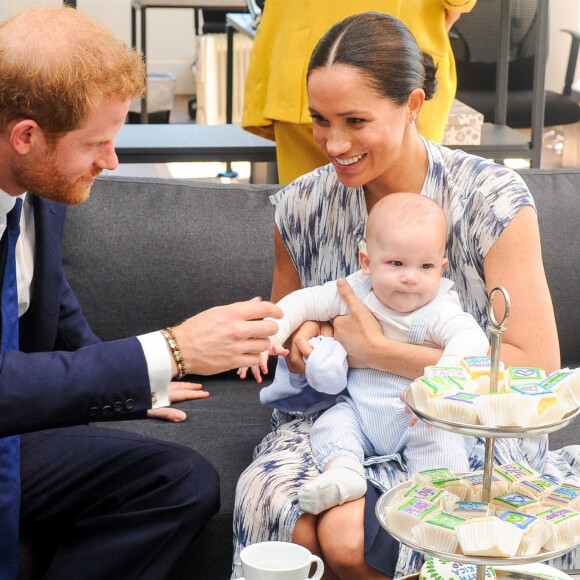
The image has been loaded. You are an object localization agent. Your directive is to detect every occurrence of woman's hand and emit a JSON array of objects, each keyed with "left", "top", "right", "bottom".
[
  {"left": 332, "top": 278, "right": 385, "bottom": 368},
  {"left": 444, "top": 9, "right": 462, "bottom": 32},
  {"left": 147, "top": 381, "right": 209, "bottom": 422},
  {"left": 285, "top": 320, "right": 333, "bottom": 373},
  {"left": 400, "top": 388, "right": 429, "bottom": 428}
]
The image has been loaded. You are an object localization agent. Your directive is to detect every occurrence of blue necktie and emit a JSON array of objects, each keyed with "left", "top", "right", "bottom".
[{"left": 0, "top": 198, "right": 23, "bottom": 579}]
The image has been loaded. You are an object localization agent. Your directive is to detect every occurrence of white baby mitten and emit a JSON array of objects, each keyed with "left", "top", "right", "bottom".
[{"left": 304, "top": 336, "right": 348, "bottom": 395}]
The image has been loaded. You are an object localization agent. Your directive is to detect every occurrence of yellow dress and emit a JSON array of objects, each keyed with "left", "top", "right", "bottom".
[{"left": 241, "top": 0, "right": 476, "bottom": 183}]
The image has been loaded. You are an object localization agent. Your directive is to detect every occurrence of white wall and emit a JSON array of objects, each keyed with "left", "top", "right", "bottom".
[
  {"left": 546, "top": 0, "right": 580, "bottom": 92},
  {"left": 76, "top": 0, "right": 132, "bottom": 45},
  {"left": 0, "top": 0, "right": 59, "bottom": 19},
  {"left": 133, "top": 5, "right": 197, "bottom": 94},
  {"left": 0, "top": 0, "right": 130, "bottom": 41},
  {"left": 0, "top": 0, "right": 197, "bottom": 94}
]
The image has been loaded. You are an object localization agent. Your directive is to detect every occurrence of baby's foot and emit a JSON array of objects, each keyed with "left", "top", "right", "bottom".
[{"left": 298, "top": 457, "right": 366, "bottom": 515}]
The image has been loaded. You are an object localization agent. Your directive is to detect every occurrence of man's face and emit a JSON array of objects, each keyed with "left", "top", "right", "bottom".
[{"left": 12, "top": 96, "right": 130, "bottom": 205}]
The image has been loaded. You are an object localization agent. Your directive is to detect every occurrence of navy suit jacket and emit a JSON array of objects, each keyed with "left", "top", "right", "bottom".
[{"left": 0, "top": 194, "right": 152, "bottom": 437}]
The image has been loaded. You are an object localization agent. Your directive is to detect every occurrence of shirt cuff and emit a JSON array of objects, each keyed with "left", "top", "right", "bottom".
[{"left": 136, "top": 331, "right": 172, "bottom": 409}]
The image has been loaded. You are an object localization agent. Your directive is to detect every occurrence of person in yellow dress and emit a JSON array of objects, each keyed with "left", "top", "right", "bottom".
[{"left": 241, "top": 0, "right": 477, "bottom": 183}]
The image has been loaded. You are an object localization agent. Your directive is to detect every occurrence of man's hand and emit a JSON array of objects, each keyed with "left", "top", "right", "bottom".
[
  {"left": 333, "top": 278, "right": 384, "bottom": 368},
  {"left": 172, "top": 297, "right": 283, "bottom": 376},
  {"left": 147, "top": 380, "right": 209, "bottom": 422}
]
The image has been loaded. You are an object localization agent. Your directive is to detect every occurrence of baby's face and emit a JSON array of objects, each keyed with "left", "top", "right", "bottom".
[{"left": 361, "top": 225, "right": 447, "bottom": 313}]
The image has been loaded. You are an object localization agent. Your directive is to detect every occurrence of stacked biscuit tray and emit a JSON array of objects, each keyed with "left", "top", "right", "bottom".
[{"left": 375, "top": 288, "right": 580, "bottom": 580}]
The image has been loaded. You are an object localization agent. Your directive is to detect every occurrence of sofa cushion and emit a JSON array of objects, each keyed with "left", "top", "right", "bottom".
[
  {"left": 62, "top": 176, "right": 282, "bottom": 341},
  {"left": 519, "top": 169, "right": 580, "bottom": 370}
]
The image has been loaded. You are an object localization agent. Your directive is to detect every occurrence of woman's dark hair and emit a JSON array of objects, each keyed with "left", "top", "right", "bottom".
[{"left": 307, "top": 12, "right": 437, "bottom": 105}]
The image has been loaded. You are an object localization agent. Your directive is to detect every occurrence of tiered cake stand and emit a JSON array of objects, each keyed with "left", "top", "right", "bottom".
[{"left": 375, "top": 287, "right": 580, "bottom": 580}]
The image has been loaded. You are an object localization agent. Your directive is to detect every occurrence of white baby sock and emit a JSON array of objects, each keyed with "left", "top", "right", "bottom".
[{"left": 298, "top": 456, "right": 367, "bottom": 515}]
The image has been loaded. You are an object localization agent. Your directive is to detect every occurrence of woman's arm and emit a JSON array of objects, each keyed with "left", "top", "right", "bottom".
[
  {"left": 483, "top": 205, "right": 560, "bottom": 373},
  {"left": 272, "top": 226, "right": 302, "bottom": 302},
  {"left": 333, "top": 279, "right": 442, "bottom": 380}
]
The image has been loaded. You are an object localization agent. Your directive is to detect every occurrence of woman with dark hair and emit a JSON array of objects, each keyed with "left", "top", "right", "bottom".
[
  {"left": 232, "top": 12, "right": 578, "bottom": 580},
  {"left": 241, "top": 0, "right": 476, "bottom": 184}
]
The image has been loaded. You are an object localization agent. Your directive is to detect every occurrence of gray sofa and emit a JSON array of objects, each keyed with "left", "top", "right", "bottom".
[{"left": 20, "top": 169, "right": 580, "bottom": 579}]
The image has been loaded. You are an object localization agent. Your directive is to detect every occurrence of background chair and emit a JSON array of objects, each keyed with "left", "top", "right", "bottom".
[
  {"left": 246, "top": 0, "right": 264, "bottom": 28},
  {"left": 450, "top": 0, "right": 580, "bottom": 159}
]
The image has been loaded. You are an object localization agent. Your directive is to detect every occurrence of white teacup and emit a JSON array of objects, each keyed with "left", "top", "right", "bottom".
[{"left": 240, "top": 541, "right": 324, "bottom": 580}]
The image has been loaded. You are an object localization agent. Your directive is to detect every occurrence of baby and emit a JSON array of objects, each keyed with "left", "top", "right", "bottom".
[{"left": 244, "top": 193, "right": 489, "bottom": 515}]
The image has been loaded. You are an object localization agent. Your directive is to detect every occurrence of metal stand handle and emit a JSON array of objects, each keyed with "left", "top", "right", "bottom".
[{"left": 477, "top": 287, "right": 511, "bottom": 580}]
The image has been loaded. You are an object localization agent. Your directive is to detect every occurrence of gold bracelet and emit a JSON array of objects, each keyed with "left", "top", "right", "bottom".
[{"left": 161, "top": 327, "right": 187, "bottom": 380}]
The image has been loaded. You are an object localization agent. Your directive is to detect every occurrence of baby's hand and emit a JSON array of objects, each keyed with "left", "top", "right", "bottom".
[
  {"left": 269, "top": 335, "right": 289, "bottom": 357},
  {"left": 237, "top": 337, "right": 289, "bottom": 383},
  {"left": 238, "top": 349, "right": 269, "bottom": 383}
]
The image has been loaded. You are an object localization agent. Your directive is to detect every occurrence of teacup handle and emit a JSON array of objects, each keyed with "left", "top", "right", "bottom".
[{"left": 309, "top": 555, "right": 324, "bottom": 580}]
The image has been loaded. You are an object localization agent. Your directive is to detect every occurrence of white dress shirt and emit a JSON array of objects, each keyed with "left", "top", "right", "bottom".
[{"left": 0, "top": 188, "right": 170, "bottom": 409}]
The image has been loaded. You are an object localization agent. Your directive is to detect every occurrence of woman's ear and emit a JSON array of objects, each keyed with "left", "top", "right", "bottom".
[
  {"left": 408, "top": 88, "right": 425, "bottom": 123},
  {"left": 10, "top": 119, "right": 43, "bottom": 155},
  {"left": 359, "top": 248, "right": 372, "bottom": 275}
]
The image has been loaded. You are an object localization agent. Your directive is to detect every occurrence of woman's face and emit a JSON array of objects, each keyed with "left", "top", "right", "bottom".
[{"left": 307, "top": 64, "right": 411, "bottom": 189}]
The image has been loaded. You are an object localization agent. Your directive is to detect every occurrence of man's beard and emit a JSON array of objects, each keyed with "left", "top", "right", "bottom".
[{"left": 13, "top": 148, "right": 101, "bottom": 206}]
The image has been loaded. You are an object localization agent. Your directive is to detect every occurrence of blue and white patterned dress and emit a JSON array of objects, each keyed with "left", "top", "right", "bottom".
[{"left": 231, "top": 139, "right": 580, "bottom": 578}]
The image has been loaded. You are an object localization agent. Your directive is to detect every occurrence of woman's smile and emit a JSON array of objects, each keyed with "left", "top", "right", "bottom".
[
  {"left": 334, "top": 153, "right": 365, "bottom": 166},
  {"left": 333, "top": 153, "right": 366, "bottom": 170}
]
